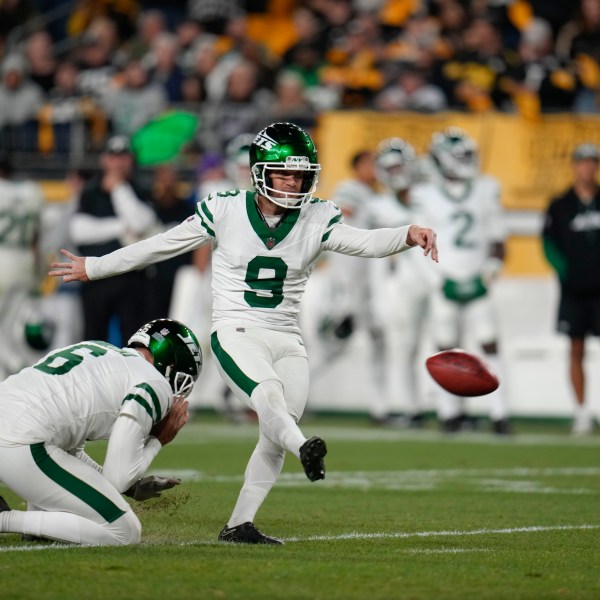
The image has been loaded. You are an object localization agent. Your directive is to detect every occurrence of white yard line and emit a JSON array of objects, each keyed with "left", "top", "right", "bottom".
[
  {"left": 285, "top": 524, "right": 600, "bottom": 543},
  {"left": 175, "top": 424, "right": 600, "bottom": 447},
  {"left": 404, "top": 548, "right": 491, "bottom": 555},
  {"left": 138, "top": 467, "right": 599, "bottom": 495},
  {"left": 1, "top": 523, "right": 598, "bottom": 553}
]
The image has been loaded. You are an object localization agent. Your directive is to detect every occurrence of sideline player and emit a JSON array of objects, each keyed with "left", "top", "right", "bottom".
[
  {"left": 0, "top": 319, "right": 202, "bottom": 546},
  {"left": 369, "top": 137, "right": 433, "bottom": 425},
  {"left": 50, "top": 122, "right": 438, "bottom": 544},
  {"left": 0, "top": 150, "right": 45, "bottom": 379},
  {"left": 413, "top": 127, "right": 510, "bottom": 434},
  {"left": 317, "top": 150, "right": 385, "bottom": 421}
]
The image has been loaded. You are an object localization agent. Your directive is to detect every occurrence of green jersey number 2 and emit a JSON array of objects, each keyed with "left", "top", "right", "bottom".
[
  {"left": 451, "top": 211, "right": 476, "bottom": 248},
  {"left": 244, "top": 256, "right": 288, "bottom": 308}
]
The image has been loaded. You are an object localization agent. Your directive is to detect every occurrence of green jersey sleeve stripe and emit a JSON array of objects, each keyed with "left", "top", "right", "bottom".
[
  {"left": 210, "top": 332, "right": 258, "bottom": 397},
  {"left": 200, "top": 200, "right": 214, "bottom": 223},
  {"left": 195, "top": 207, "right": 216, "bottom": 237},
  {"left": 321, "top": 229, "right": 332, "bottom": 243},
  {"left": 123, "top": 393, "right": 155, "bottom": 422},
  {"left": 326, "top": 213, "right": 342, "bottom": 229},
  {"left": 135, "top": 383, "right": 162, "bottom": 422},
  {"left": 30, "top": 442, "right": 126, "bottom": 523}
]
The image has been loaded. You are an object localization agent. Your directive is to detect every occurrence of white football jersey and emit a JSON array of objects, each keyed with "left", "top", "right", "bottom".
[
  {"left": 87, "top": 189, "right": 411, "bottom": 334},
  {"left": 199, "top": 189, "right": 343, "bottom": 332},
  {"left": 0, "top": 342, "right": 172, "bottom": 449},
  {"left": 411, "top": 175, "right": 505, "bottom": 280},
  {"left": 0, "top": 178, "right": 44, "bottom": 290}
]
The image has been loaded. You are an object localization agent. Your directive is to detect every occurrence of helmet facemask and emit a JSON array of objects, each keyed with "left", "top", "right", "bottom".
[
  {"left": 165, "top": 366, "right": 195, "bottom": 398},
  {"left": 128, "top": 319, "right": 202, "bottom": 399},
  {"left": 249, "top": 122, "right": 321, "bottom": 209},
  {"left": 252, "top": 157, "right": 320, "bottom": 209}
]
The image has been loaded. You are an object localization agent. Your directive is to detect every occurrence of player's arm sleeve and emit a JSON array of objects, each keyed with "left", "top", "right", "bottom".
[
  {"left": 102, "top": 381, "right": 171, "bottom": 492},
  {"left": 322, "top": 222, "right": 411, "bottom": 257},
  {"left": 111, "top": 183, "right": 157, "bottom": 234},
  {"left": 86, "top": 213, "right": 213, "bottom": 280},
  {"left": 69, "top": 213, "right": 125, "bottom": 245},
  {"left": 103, "top": 416, "right": 162, "bottom": 493}
]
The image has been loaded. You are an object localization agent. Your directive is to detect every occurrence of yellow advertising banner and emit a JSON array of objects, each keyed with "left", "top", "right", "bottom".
[{"left": 315, "top": 111, "right": 600, "bottom": 210}]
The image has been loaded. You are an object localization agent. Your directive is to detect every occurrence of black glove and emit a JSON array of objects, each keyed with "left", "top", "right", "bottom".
[
  {"left": 334, "top": 315, "right": 354, "bottom": 340},
  {"left": 124, "top": 475, "right": 181, "bottom": 501}
]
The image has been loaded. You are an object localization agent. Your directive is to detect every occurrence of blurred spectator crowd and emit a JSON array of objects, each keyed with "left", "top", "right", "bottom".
[{"left": 1, "top": 0, "right": 600, "bottom": 163}]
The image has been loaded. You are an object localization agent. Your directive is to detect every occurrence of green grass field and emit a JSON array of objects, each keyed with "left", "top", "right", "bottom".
[{"left": 1, "top": 416, "right": 599, "bottom": 600}]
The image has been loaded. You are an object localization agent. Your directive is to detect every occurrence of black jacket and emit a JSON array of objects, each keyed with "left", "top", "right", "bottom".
[{"left": 542, "top": 186, "right": 600, "bottom": 293}]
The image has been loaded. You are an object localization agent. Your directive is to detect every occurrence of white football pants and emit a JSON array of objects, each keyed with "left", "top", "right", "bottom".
[
  {"left": 369, "top": 262, "right": 431, "bottom": 419},
  {"left": 211, "top": 325, "right": 310, "bottom": 527},
  {"left": 0, "top": 443, "right": 140, "bottom": 546},
  {"left": 430, "top": 292, "right": 508, "bottom": 422}
]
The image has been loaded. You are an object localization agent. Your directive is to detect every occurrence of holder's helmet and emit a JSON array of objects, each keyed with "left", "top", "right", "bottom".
[
  {"left": 250, "top": 122, "right": 320, "bottom": 208},
  {"left": 128, "top": 319, "right": 202, "bottom": 398}
]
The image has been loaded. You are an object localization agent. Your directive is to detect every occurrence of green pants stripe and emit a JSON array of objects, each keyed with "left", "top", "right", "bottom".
[
  {"left": 210, "top": 331, "right": 259, "bottom": 397},
  {"left": 30, "top": 443, "right": 126, "bottom": 523}
]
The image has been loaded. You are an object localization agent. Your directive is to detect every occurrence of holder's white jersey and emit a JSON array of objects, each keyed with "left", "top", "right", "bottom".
[
  {"left": 0, "top": 341, "right": 172, "bottom": 449},
  {"left": 411, "top": 175, "right": 505, "bottom": 280},
  {"left": 86, "top": 189, "right": 411, "bottom": 334}
]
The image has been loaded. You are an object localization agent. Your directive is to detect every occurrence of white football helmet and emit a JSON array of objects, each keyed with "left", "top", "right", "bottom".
[
  {"left": 429, "top": 127, "right": 479, "bottom": 180},
  {"left": 375, "top": 137, "right": 417, "bottom": 192},
  {"left": 224, "top": 133, "right": 254, "bottom": 189}
]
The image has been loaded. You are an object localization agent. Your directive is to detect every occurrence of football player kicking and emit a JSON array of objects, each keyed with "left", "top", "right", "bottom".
[
  {"left": 50, "top": 122, "right": 438, "bottom": 545},
  {"left": 0, "top": 319, "right": 202, "bottom": 546}
]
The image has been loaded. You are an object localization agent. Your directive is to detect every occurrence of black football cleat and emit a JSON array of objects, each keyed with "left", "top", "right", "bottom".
[
  {"left": 218, "top": 522, "right": 283, "bottom": 545},
  {"left": 492, "top": 419, "right": 512, "bottom": 435},
  {"left": 441, "top": 417, "right": 461, "bottom": 433},
  {"left": 300, "top": 436, "right": 327, "bottom": 481},
  {"left": 0, "top": 495, "right": 10, "bottom": 512}
]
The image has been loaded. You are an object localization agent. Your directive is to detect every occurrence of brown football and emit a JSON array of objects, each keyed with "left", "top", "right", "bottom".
[{"left": 425, "top": 349, "right": 499, "bottom": 396}]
